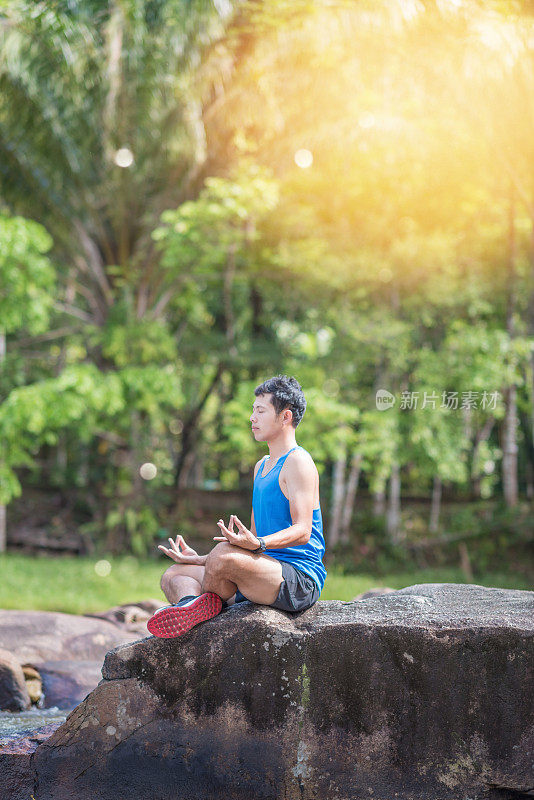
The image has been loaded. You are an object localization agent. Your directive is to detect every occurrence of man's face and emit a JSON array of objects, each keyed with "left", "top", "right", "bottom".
[{"left": 250, "top": 393, "right": 287, "bottom": 440}]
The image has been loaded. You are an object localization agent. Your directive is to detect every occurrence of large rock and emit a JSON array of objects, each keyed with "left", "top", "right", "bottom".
[
  {"left": 0, "top": 610, "right": 144, "bottom": 711},
  {"left": 39, "top": 660, "right": 103, "bottom": 710},
  {"left": 0, "top": 722, "right": 62, "bottom": 800},
  {"left": 0, "top": 649, "right": 30, "bottom": 712},
  {"left": 28, "top": 584, "right": 534, "bottom": 800},
  {"left": 0, "top": 610, "right": 140, "bottom": 664}
]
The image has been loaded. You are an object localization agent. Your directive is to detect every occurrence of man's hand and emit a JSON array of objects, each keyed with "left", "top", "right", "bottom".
[
  {"left": 157, "top": 534, "right": 206, "bottom": 565},
  {"left": 214, "top": 515, "right": 260, "bottom": 552}
]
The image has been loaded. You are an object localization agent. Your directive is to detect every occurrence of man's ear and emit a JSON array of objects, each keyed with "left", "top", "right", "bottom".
[{"left": 283, "top": 408, "right": 293, "bottom": 426}]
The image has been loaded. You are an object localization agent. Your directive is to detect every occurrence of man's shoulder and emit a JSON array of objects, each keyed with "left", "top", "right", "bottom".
[
  {"left": 253, "top": 456, "right": 268, "bottom": 476},
  {"left": 284, "top": 447, "right": 317, "bottom": 474}
]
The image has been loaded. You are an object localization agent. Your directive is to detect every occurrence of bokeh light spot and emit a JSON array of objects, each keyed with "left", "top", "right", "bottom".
[
  {"left": 94, "top": 559, "right": 112, "bottom": 577},
  {"left": 323, "top": 378, "right": 340, "bottom": 397},
  {"left": 140, "top": 462, "right": 157, "bottom": 480},
  {"left": 114, "top": 147, "right": 134, "bottom": 167},
  {"left": 169, "top": 419, "right": 183, "bottom": 435},
  {"left": 294, "top": 149, "right": 313, "bottom": 168},
  {"left": 358, "top": 112, "right": 375, "bottom": 129}
]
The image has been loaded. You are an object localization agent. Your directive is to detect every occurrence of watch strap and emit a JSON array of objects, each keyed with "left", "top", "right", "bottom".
[{"left": 252, "top": 537, "right": 266, "bottom": 553}]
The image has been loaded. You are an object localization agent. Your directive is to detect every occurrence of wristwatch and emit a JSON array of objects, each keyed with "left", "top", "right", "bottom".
[{"left": 252, "top": 537, "right": 267, "bottom": 554}]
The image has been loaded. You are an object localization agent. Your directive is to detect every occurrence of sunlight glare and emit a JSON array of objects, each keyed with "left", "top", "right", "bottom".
[
  {"left": 358, "top": 112, "right": 375, "bottom": 129},
  {"left": 294, "top": 149, "right": 313, "bottom": 168}
]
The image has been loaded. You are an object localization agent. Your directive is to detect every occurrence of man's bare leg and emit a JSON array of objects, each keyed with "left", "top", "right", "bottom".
[
  {"left": 160, "top": 564, "right": 204, "bottom": 604},
  {"left": 161, "top": 563, "right": 237, "bottom": 605},
  {"left": 148, "top": 543, "right": 281, "bottom": 638},
  {"left": 201, "top": 542, "right": 283, "bottom": 604}
]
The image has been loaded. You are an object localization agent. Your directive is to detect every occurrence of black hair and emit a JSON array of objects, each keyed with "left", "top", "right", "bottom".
[{"left": 254, "top": 375, "right": 306, "bottom": 428}]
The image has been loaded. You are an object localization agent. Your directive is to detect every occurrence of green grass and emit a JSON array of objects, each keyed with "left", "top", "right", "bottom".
[
  {"left": 0, "top": 553, "right": 530, "bottom": 614},
  {"left": 0, "top": 554, "right": 167, "bottom": 614}
]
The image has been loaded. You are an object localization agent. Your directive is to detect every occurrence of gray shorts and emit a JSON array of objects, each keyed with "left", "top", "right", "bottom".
[{"left": 234, "top": 560, "right": 321, "bottom": 613}]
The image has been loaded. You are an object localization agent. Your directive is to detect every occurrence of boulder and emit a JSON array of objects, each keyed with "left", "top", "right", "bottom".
[
  {"left": 0, "top": 610, "right": 144, "bottom": 712},
  {"left": 0, "top": 649, "right": 30, "bottom": 712},
  {"left": 27, "top": 583, "right": 534, "bottom": 800},
  {"left": 0, "top": 610, "right": 140, "bottom": 664},
  {"left": 354, "top": 586, "right": 396, "bottom": 600},
  {"left": 85, "top": 599, "right": 161, "bottom": 634},
  {"left": 21, "top": 665, "right": 42, "bottom": 704},
  {"left": 0, "top": 722, "right": 63, "bottom": 800},
  {"left": 39, "top": 660, "right": 103, "bottom": 709}
]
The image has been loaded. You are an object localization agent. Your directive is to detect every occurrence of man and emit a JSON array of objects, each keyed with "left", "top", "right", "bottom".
[{"left": 147, "top": 375, "right": 327, "bottom": 638}]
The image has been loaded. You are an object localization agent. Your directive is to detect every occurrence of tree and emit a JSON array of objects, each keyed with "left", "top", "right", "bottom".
[{"left": 0, "top": 214, "right": 55, "bottom": 550}]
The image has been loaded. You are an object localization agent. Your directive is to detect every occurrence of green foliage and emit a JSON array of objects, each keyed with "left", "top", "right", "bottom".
[
  {"left": 100, "top": 317, "right": 179, "bottom": 368},
  {"left": 0, "top": 365, "right": 124, "bottom": 502},
  {"left": 0, "top": 215, "right": 55, "bottom": 335},
  {"left": 153, "top": 163, "right": 280, "bottom": 276},
  {"left": 0, "top": 0, "right": 534, "bottom": 565},
  {"left": 104, "top": 506, "right": 160, "bottom": 558}
]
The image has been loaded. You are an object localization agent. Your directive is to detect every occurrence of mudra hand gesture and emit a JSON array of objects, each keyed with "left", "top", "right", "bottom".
[
  {"left": 214, "top": 514, "right": 260, "bottom": 551},
  {"left": 157, "top": 534, "right": 204, "bottom": 565}
]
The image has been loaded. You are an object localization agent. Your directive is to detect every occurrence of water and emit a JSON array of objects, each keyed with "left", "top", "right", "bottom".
[{"left": 0, "top": 707, "right": 68, "bottom": 743}]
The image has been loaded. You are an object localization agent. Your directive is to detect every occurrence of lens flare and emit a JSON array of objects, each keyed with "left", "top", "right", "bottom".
[
  {"left": 169, "top": 419, "right": 183, "bottom": 435},
  {"left": 94, "top": 559, "right": 112, "bottom": 577},
  {"left": 294, "top": 149, "right": 313, "bottom": 168},
  {"left": 114, "top": 147, "right": 134, "bottom": 167},
  {"left": 140, "top": 462, "right": 157, "bottom": 480},
  {"left": 358, "top": 112, "right": 375, "bottom": 129}
]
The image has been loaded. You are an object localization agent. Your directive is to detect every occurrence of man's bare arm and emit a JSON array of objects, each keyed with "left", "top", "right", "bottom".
[
  {"left": 260, "top": 453, "right": 315, "bottom": 547},
  {"left": 215, "top": 453, "right": 316, "bottom": 550}
]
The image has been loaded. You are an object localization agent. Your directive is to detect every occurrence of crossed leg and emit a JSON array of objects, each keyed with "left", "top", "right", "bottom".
[{"left": 160, "top": 542, "right": 284, "bottom": 606}]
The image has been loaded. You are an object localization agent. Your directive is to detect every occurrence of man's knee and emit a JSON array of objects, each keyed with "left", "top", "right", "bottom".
[
  {"left": 205, "top": 542, "right": 244, "bottom": 577},
  {"left": 160, "top": 564, "right": 184, "bottom": 594}
]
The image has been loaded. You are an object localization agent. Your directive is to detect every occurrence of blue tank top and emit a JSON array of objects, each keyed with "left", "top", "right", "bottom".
[{"left": 252, "top": 445, "right": 327, "bottom": 592}]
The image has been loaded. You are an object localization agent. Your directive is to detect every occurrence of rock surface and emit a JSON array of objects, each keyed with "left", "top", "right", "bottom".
[
  {"left": 0, "top": 609, "right": 140, "bottom": 664},
  {"left": 39, "top": 659, "right": 103, "bottom": 710},
  {"left": 21, "top": 665, "right": 42, "bottom": 704},
  {"left": 0, "top": 722, "right": 63, "bottom": 800},
  {"left": 0, "top": 609, "right": 146, "bottom": 711},
  {"left": 86, "top": 599, "right": 162, "bottom": 633},
  {"left": 0, "top": 649, "right": 30, "bottom": 712},
  {"left": 25, "top": 583, "right": 534, "bottom": 800}
]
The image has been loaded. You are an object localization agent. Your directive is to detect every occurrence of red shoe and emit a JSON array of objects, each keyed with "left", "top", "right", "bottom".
[{"left": 147, "top": 592, "right": 222, "bottom": 638}]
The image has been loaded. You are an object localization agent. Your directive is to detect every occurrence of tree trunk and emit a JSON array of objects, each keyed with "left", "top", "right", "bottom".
[
  {"left": 526, "top": 461, "right": 534, "bottom": 501},
  {"left": 502, "top": 181, "right": 518, "bottom": 508},
  {"left": 386, "top": 462, "right": 402, "bottom": 543},
  {"left": 0, "top": 328, "right": 5, "bottom": 552},
  {"left": 429, "top": 475, "right": 441, "bottom": 534},
  {"left": 502, "top": 384, "right": 519, "bottom": 507},
  {"left": 519, "top": 409, "right": 534, "bottom": 500},
  {"left": 529, "top": 217, "right": 534, "bottom": 466},
  {"left": 223, "top": 243, "right": 238, "bottom": 359},
  {"left": 171, "top": 364, "right": 225, "bottom": 498},
  {"left": 340, "top": 452, "right": 362, "bottom": 543},
  {"left": 373, "top": 488, "right": 386, "bottom": 517},
  {"left": 471, "top": 417, "right": 495, "bottom": 499},
  {"left": 458, "top": 542, "right": 474, "bottom": 582},
  {"left": 329, "top": 453, "right": 347, "bottom": 548}
]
